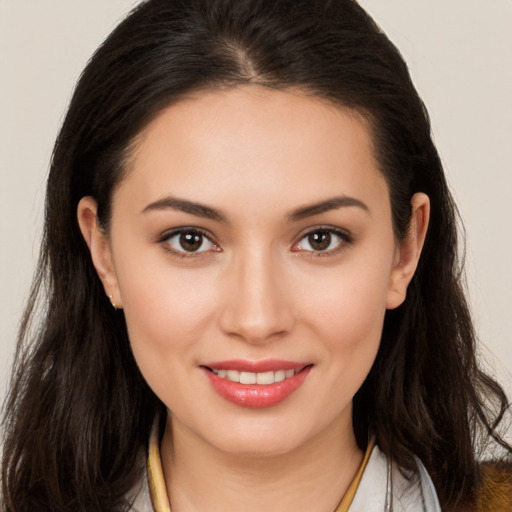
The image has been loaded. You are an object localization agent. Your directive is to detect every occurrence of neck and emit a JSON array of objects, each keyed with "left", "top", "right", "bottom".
[{"left": 160, "top": 411, "right": 364, "bottom": 512}]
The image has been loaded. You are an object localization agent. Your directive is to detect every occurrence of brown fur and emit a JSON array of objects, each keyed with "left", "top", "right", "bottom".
[
  {"left": 460, "top": 463, "right": 512, "bottom": 511},
  {"left": 476, "top": 463, "right": 512, "bottom": 512}
]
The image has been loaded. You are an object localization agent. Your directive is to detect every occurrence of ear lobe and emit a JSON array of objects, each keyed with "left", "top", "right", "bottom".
[
  {"left": 386, "top": 192, "right": 430, "bottom": 310},
  {"left": 77, "top": 196, "right": 122, "bottom": 309}
]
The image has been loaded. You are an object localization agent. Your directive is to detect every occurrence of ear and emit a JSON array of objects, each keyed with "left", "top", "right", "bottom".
[
  {"left": 77, "top": 196, "right": 122, "bottom": 309},
  {"left": 386, "top": 192, "right": 430, "bottom": 310}
]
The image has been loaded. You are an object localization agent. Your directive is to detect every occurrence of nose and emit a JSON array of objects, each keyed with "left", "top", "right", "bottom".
[{"left": 218, "top": 248, "right": 294, "bottom": 345}]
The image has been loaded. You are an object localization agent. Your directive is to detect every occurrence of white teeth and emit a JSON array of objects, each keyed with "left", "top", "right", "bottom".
[
  {"left": 212, "top": 368, "right": 299, "bottom": 384},
  {"left": 226, "top": 370, "right": 240, "bottom": 383},
  {"left": 274, "top": 370, "right": 286, "bottom": 383},
  {"left": 256, "top": 371, "right": 275, "bottom": 385},
  {"left": 240, "top": 371, "right": 257, "bottom": 384}
]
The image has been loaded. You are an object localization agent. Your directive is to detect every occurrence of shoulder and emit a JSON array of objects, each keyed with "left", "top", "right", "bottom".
[
  {"left": 349, "top": 444, "right": 442, "bottom": 511},
  {"left": 125, "top": 467, "right": 154, "bottom": 512}
]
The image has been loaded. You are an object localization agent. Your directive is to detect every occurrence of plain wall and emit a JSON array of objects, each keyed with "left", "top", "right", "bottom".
[{"left": 1, "top": 1, "right": 511, "bottom": 406}]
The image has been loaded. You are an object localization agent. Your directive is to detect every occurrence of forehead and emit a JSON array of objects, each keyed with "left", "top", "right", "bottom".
[{"left": 117, "top": 86, "right": 389, "bottom": 216}]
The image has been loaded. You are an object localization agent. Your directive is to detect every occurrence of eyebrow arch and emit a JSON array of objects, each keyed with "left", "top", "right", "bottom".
[
  {"left": 288, "top": 195, "right": 370, "bottom": 222},
  {"left": 142, "top": 196, "right": 227, "bottom": 222}
]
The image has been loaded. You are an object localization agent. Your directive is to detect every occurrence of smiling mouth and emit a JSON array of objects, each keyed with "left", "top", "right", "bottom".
[
  {"left": 204, "top": 367, "right": 302, "bottom": 385},
  {"left": 201, "top": 361, "right": 313, "bottom": 407}
]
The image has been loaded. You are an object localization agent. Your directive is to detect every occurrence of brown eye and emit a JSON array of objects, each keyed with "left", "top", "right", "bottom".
[
  {"left": 294, "top": 228, "right": 349, "bottom": 254},
  {"left": 180, "top": 232, "right": 203, "bottom": 251},
  {"left": 166, "top": 230, "right": 214, "bottom": 253},
  {"left": 307, "top": 231, "right": 332, "bottom": 251}
]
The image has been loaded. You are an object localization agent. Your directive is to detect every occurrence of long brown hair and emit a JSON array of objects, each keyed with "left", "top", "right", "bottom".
[{"left": 2, "top": 1, "right": 510, "bottom": 510}]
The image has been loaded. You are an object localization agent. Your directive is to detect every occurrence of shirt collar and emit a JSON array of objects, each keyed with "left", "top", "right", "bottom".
[{"left": 145, "top": 420, "right": 374, "bottom": 512}]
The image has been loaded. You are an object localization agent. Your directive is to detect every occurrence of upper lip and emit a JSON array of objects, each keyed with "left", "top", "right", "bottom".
[{"left": 201, "top": 359, "right": 311, "bottom": 373}]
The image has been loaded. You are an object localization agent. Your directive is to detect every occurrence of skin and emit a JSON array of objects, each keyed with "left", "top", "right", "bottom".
[{"left": 78, "top": 86, "right": 429, "bottom": 512}]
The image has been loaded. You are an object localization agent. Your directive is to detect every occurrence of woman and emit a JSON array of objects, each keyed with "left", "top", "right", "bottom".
[{"left": 1, "top": 1, "right": 511, "bottom": 511}]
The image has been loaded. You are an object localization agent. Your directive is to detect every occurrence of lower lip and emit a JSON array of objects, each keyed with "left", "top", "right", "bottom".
[{"left": 203, "top": 366, "right": 312, "bottom": 408}]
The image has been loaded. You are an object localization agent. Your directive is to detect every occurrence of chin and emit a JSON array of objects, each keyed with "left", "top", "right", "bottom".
[{"left": 200, "top": 418, "right": 311, "bottom": 458}]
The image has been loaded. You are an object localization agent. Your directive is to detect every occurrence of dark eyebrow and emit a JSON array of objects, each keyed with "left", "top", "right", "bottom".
[
  {"left": 288, "top": 195, "right": 370, "bottom": 222},
  {"left": 142, "top": 196, "right": 227, "bottom": 222}
]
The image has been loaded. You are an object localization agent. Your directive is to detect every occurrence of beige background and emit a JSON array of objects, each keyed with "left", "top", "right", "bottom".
[{"left": 1, "top": 1, "right": 511, "bottom": 407}]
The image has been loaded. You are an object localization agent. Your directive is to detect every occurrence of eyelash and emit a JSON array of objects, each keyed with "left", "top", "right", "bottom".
[
  {"left": 292, "top": 226, "right": 353, "bottom": 257},
  {"left": 158, "top": 226, "right": 353, "bottom": 259},
  {"left": 158, "top": 228, "right": 220, "bottom": 259}
]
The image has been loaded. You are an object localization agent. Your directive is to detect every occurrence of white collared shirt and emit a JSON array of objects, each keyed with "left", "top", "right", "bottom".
[{"left": 128, "top": 442, "right": 441, "bottom": 512}]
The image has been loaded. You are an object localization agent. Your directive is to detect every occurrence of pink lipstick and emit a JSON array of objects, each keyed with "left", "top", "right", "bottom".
[{"left": 201, "top": 359, "right": 312, "bottom": 408}]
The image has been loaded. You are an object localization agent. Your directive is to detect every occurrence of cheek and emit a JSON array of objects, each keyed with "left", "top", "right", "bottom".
[
  {"left": 301, "top": 260, "right": 392, "bottom": 349},
  {"left": 112, "top": 245, "right": 219, "bottom": 375},
  {"left": 308, "top": 283, "right": 385, "bottom": 395},
  {"left": 120, "top": 265, "right": 223, "bottom": 408},
  {"left": 295, "top": 247, "right": 394, "bottom": 397},
  {"left": 300, "top": 262, "right": 390, "bottom": 409}
]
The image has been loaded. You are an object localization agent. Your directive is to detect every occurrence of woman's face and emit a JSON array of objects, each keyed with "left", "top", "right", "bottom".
[{"left": 80, "top": 86, "right": 427, "bottom": 457}]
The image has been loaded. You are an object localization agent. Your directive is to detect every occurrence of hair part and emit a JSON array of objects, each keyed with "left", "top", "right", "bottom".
[{"left": 2, "top": 1, "right": 510, "bottom": 511}]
